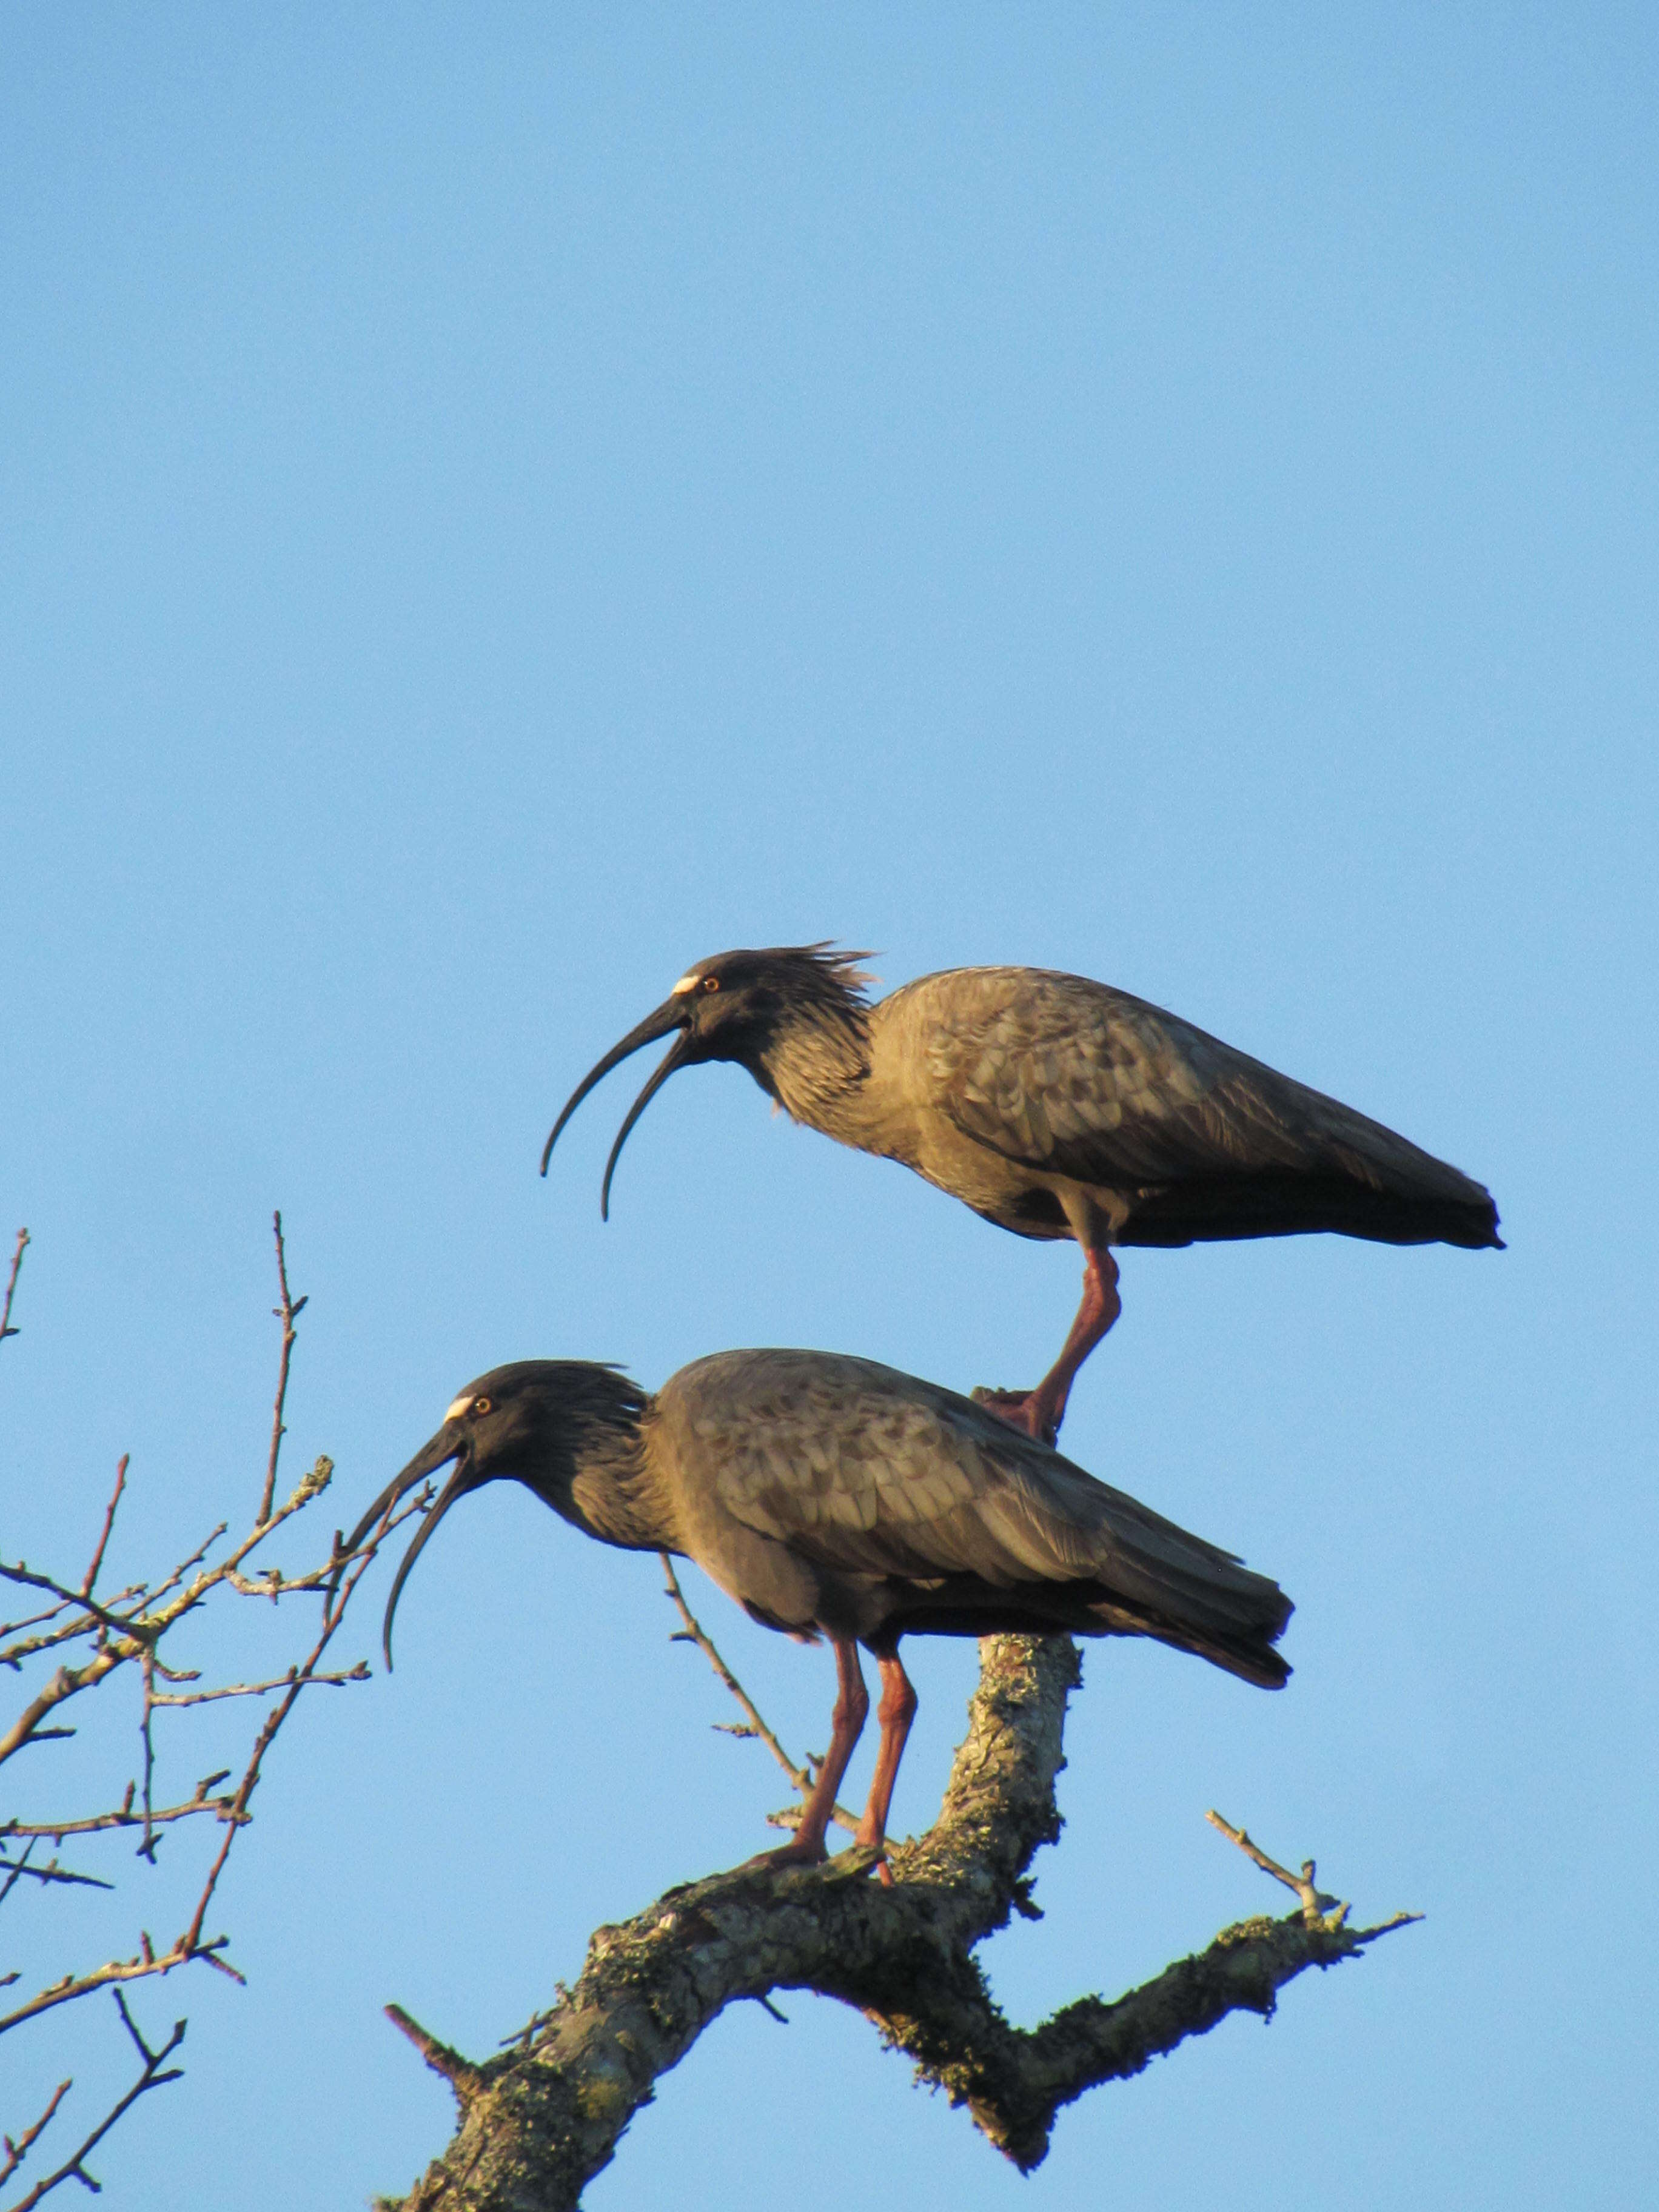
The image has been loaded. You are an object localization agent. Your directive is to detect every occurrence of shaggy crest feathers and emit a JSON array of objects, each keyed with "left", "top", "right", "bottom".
[{"left": 739, "top": 942, "right": 877, "bottom": 1028}]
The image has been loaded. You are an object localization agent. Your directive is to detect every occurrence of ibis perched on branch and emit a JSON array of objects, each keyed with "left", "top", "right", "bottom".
[
  {"left": 541, "top": 947, "right": 1503, "bottom": 1444},
  {"left": 339, "top": 1350, "right": 1292, "bottom": 1866}
]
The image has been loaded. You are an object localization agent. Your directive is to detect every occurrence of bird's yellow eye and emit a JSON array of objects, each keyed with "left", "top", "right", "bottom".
[
  {"left": 472, "top": 1396, "right": 492, "bottom": 1416},
  {"left": 703, "top": 975, "right": 720, "bottom": 992}
]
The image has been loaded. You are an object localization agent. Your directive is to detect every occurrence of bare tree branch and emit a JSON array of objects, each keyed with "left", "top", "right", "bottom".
[{"left": 379, "top": 1636, "right": 1416, "bottom": 2210}]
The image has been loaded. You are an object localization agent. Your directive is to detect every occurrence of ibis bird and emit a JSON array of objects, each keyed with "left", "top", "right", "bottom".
[
  {"left": 340, "top": 1349, "right": 1291, "bottom": 1866},
  {"left": 541, "top": 947, "right": 1501, "bottom": 1445}
]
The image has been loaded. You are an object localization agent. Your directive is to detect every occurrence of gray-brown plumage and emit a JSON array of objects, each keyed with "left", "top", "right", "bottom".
[
  {"left": 541, "top": 945, "right": 1503, "bottom": 1444},
  {"left": 338, "top": 1349, "right": 1292, "bottom": 1865}
]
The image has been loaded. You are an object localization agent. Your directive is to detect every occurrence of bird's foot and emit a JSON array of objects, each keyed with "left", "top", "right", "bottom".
[
  {"left": 851, "top": 1822, "right": 896, "bottom": 1887},
  {"left": 970, "top": 1386, "right": 1059, "bottom": 1449},
  {"left": 739, "top": 1837, "right": 890, "bottom": 1880},
  {"left": 739, "top": 1835, "right": 830, "bottom": 1873},
  {"left": 864, "top": 1845, "right": 895, "bottom": 1888}
]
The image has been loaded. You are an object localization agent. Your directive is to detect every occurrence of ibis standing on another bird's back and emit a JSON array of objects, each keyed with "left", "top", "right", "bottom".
[
  {"left": 337, "top": 1348, "right": 1292, "bottom": 1868},
  {"left": 541, "top": 947, "right": 1503, "bottom": 1445}
]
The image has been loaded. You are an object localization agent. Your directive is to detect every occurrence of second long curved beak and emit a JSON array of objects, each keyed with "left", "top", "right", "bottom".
[
  {"left": 332, "top": 1421, "right": 473, "bottom": 1669},
  {"left": 540, "top": 997, "right": 695, "bottom": 1218}
]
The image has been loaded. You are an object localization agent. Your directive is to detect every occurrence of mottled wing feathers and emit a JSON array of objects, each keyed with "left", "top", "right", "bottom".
[
  {"left": 662, "top": 1349, "right": 1287, "bottom": 1647},
  {"left": 893, "top": 967, "right": 1497, "bottom": 1233}
]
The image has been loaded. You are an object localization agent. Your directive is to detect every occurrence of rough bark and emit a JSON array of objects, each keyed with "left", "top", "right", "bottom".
[{"left": 380, "top": 1636, "right": 1411, "bottom": 2210}]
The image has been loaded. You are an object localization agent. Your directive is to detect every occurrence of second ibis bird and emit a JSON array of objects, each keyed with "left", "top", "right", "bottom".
[{"left": 541, "top": 946, "right": 1502, "bottom": 1444}]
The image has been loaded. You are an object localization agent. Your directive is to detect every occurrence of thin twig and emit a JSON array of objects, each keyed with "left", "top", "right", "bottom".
[
  {"left": 131, "top": 1525, "right": 227, "bottom": 1613},
  {"left": 80, "top": 1460, "right": 129, "bottom": 1601},
  {"left": 150, "top": 1662, "right": 369, "bottom": 1708},
  {"left": 0, "top": 1837, "right": 37, "bottom": 1909},
  {"left": 256, "top": 1212, "right": 306, "bottom": 1527},
  {"left": 0, "top": 1855, "right": 111, "bottom": 1895},
  {"left": 0, "top": 1602, "right": 72, "bottom": 1646},
  {"left": 659, "top": 1555, "right": 859, "bottom": 1837},
  {"left": 0, "top": 2077, "right": 71, "bottom": 2191},
  {"left": 138, "top": 1645, "right": 159, "bottom": 1861},
  {"left": 2, "top": 1773, "right": 232, "bottom": 1843},
  {"left": 0, "top": 1229, "right": 27, "bottom": 1348}
]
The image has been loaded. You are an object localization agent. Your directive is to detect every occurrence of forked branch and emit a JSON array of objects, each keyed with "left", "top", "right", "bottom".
[{"left": 380, "top": 1636, "right": 1416, "bottom": 2211}]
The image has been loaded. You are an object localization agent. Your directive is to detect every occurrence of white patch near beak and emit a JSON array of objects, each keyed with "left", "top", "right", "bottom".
[
  {"left": 444, "top": 1393, "right": 475, "bottom": 1423},
  {"left": 670, "top": 973, "right": 700, "bottom": 995}
]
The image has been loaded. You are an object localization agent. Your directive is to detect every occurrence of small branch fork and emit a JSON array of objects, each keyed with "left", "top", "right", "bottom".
[
  {"left": 0, "top": 1219, "right": 409, "bottom": 2211},
  {"left": 381, "top": 1637, "right": 1420, "bottom": 2212},
  {"left": 1201, "top": 1810, "right": 1416, "bottom": 1931}
]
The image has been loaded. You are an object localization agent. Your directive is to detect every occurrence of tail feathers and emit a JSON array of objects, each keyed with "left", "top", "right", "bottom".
[
  {"left": 1105, "top": 1605, "right": 1292, "bottom": 1689},
  {"left": 1086, "top": 1546, "right": 1293, "bottom": 1689}
]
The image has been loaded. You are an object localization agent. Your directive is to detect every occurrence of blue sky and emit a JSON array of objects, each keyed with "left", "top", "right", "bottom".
[{"left": 3, "top": 7, "right": 1655, "bottom": 2207}]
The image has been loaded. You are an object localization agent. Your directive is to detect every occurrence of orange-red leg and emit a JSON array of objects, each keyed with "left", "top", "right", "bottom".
[
  {"left": 855, "top": 1648, "right": 918, "bottom": 1879},
  {"left": 977, "top": 1247, "right": 1121, "bottom": 1447},
  {"left": 751, "top": 1636, "right": 868, "bottom": 1868}
]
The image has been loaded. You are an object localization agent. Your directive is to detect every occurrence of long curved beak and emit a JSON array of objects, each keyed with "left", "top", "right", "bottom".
[
  {"left": 540, "top": 997, "right": 694, "bottom": 1216},
  {"left": 329, "top": 1421, "right": 471, "bottom": 1670}
]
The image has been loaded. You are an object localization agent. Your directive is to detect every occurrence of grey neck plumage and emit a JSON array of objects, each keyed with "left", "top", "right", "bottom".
[
  {"left": 748, "top": 999, "right": 874, "bottom": 1139},
  {"left": 540, "top": 1398, "right": 679, "bottom": 1555}
]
